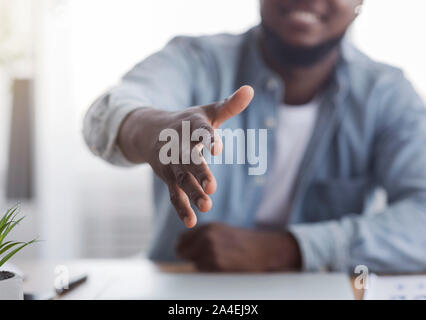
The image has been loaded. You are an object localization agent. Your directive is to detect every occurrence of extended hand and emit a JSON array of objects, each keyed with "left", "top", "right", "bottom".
[
  {"left": 176, "top": 223, "right": 302, "bottom": 272},
  {"left": 118, "top": 86, "right": 254, "bottom": 228}
]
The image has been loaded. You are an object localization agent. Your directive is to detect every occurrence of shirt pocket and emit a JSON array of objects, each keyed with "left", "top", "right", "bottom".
[{"left": 302, "top": 177, "right": 370, "bottom": 222}]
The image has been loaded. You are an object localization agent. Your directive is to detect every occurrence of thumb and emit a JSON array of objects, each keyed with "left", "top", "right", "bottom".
[{"left": 207, "top": 85, "right": 254, "bottom": 128}]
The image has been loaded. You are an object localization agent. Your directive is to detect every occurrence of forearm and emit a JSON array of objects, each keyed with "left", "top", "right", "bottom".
[
  {"left": 289, "top": 198, "right": 426, "bottom": 273},
  {"left": 117, "top": 107, "right": 153, "bottom": 164}
]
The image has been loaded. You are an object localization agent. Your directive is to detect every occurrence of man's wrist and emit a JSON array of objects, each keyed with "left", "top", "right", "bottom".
[
  {"left": 117, "top": 107, "right": 151, "bottom": 164},
  {"left": 262, "top": 232, "right": 302, "bottom": 271},
  {"left": 281, "top": 232, "right": 302, "bottom": 270}
]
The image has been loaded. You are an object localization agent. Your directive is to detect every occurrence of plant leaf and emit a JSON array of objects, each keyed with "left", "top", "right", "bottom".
[
  {"left": 0, "top": 241, "right": 13, "bottom": 251},
  {"left": 0, "top": 205, "right": 37, "bottom": 267},
  {"left": 0, "top": 221, "right": 13, "bottom": 235},
  {"left": 0, "top": 206, "right": 18, "bottom": 228},
  {"left": 0, "top": 206, "right": 19, "bottom": 245},
  {"left": 0, "top": 207, "right": 15, "bottom": 227},
  {"left": 0, "top": 241, "right": 23, "bottom": 256},
  {"left": 0, "top": 221, "right": 14, "bottom": 245},
  {"left": 0, "top": 239, "right": 37, "bottom": 268},
  {"left": 0, "top": 217, "right": 25, "bottom": 244}
]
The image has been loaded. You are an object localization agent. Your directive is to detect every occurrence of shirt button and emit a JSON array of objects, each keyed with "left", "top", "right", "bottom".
[
  {"left": 254, "top": 176, "right": 266, "bottom": 186},
  {"left": 264, "top": 117, "right": 276, "bottom": 129}
]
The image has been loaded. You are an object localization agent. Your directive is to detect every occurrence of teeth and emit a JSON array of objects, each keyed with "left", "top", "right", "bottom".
[{"left": 289, "top": 10, "right": 319, "bottom": 24}]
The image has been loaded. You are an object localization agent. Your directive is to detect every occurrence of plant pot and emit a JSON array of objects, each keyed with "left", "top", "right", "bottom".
[{"left": 0, "top": 271, "right": 24, "bottom": 300}]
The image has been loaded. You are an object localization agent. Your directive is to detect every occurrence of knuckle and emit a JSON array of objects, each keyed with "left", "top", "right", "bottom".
[
  {"left": 190, "top": 113, "right": 205, "bottom": 122},
  {"left": 194, "top": 172, "right": 208, "bottom": 184},
  {"left": 197, "top": 123, "right": 213, "bottom": 133},
  {"left": 176, "top": 170, "right": 191, "bottom": 187},
  {"left": 169, "top": 193, "right": 180, "bottom": 207},
  {"left": 160, "top": 165, "right": 173, "bottom": 180},
  {"left": 153, "top": 139, "right": 163, "bottom": 151},
  {"left": 189, "top": 190, "right": 200, "bottom": 202},
  {"left": 194, "top": 165, "right": 210, "bottom": 177}
]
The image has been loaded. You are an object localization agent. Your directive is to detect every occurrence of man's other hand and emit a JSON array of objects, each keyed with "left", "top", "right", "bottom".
[{"left": 176, "top": 223, "right": 302, "bottom": 272}]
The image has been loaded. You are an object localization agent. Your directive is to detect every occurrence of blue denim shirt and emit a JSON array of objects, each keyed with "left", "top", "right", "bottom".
[{"left": 84, "top": 27, "right": 426, "bottom": 273}]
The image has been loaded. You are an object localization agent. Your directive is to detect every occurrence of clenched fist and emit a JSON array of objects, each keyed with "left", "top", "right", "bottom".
[{"left": 176, "top": 223, "right": 302, "bottom": 272}]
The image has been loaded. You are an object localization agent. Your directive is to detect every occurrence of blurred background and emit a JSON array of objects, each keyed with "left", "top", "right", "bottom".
[{"left": 1, "top": 0, "right": 425, "bottom": 261}]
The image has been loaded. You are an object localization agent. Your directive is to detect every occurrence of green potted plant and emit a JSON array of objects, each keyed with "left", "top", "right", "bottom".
[{"left": 0, "top": 205, "right": 37, "bottom": 300}]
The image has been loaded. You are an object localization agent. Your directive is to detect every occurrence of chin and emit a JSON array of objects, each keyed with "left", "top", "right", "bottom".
[
  {"left": 271, "top": 21, "right": 325, "bottom": 48},
  {"left": 278, "top": 32, "right": 324, "bottom": 48}
]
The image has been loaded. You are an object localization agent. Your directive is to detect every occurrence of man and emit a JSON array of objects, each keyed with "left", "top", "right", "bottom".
[{"left": 84, "top": 0, "right": 426, "bottom": 273}]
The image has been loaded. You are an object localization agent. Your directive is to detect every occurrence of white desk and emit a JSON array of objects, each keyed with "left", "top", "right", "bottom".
[{"left": 17, "top": 259, "right": 357, "bottom": 300}]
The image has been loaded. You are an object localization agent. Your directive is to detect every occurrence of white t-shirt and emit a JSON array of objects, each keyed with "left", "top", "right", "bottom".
[{"left": 255, "top": 98, "right": 320, "bottom": 228}]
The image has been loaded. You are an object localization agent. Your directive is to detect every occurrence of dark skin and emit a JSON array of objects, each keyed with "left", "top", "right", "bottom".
[
  {"left": 260, "top": 0, "right": 363, "bottom": 104},
  {"left": 118, "top": 0, "right": 363, "bottom": 272},
  {"left": 176, "top": 223, "right": 302, "bottom": 272}
]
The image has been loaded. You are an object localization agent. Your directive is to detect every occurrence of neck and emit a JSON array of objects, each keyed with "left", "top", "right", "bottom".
[{"left": 260, "top": 38, "right": 340, "bottom": 105}]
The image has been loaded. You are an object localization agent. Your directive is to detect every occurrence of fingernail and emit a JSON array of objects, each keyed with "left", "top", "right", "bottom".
[
  {"left": 202, "top": 180, "right": 208, "bottom": 191},
  {"left": 184, "top": 217, "right": 190, "bottom": 227},
  {"left": 197, "top": 198, "right": 204, "bottom": 210}
]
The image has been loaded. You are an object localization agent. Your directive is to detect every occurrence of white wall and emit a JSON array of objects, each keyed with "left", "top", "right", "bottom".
[{"left": 352, "top": 0, "right": 426, "bottom": 99}]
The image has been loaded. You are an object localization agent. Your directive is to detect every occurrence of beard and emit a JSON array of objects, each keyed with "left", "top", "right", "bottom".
[{"left": 260, "top": 23, "right": 346, "bottom": 68}]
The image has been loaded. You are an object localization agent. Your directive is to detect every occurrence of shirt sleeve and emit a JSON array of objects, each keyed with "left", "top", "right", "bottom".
[
  {"left": 289, "top": 74, "right": 426, "bottom": 273},
  {"left": 83, "top": 36, "right": 204, "bottom": 166}
]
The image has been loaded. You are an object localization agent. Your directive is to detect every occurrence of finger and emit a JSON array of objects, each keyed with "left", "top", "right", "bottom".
[
  {"left": 168, "top": 183, "right": 197, "bottom": 228},
  {"left": 190, "top": 116, "right": 215, "bottom": 151},
  {"left": 190, "top": 116, "right": 223, "bottom": 156},
  {"left": 184, "top": 161, "right": 217, "bottom": 195},
  {"left": 211, "top": 130, "right": 223, "bottom": 156},
  {"left": 170, "top": 165, "right": 212, "bottom": 212},
  {"left": 205, "top": 85, "right": 254, "bottom": 128},
  {"left": 185, "top": 135, "right": 221, "bottom": 194}
]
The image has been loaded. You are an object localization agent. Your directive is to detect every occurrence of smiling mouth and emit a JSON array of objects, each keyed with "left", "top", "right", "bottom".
[
  {"left": 289, "top": 10, "right": 321, "bottom": 24},
  {"left": 279, "top": 6, "right": 325, "bottom": 25}
]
